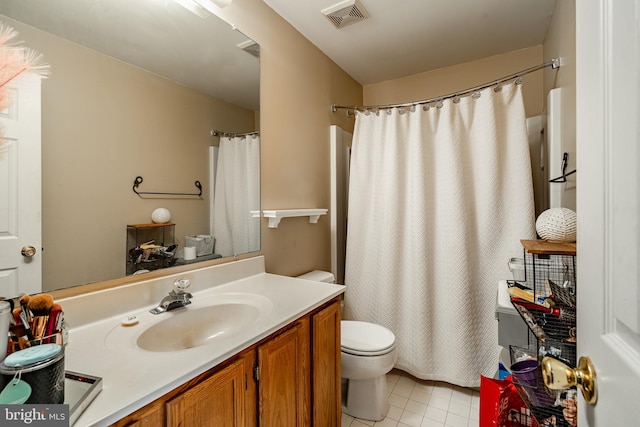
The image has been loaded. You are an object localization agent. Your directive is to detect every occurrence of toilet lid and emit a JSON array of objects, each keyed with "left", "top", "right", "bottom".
[{"left": 341, "top": 321, "right": 395, "bottom": 356}]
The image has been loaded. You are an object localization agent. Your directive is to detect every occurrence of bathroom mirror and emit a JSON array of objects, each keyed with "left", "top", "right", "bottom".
[{"left": 0, "top": 0, "right": 260, "bottom": 292}]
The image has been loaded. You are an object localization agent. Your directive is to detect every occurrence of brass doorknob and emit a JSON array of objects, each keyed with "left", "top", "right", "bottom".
[
  {"left": 21, "top": 245, "right": 37, "bottom": 257},
  {"left": 541, "top": 356, "right": 598, "bottom": 405}
]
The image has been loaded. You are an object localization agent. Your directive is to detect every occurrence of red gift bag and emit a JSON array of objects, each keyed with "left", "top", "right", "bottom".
[{"left": 480, "top": 375, "right": 539, "bottom": 427}]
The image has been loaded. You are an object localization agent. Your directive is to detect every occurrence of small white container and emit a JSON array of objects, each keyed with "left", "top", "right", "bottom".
[
  {"left": 508, "top": 257, "right": 526, "bottom": 281},
  {"left": 185, "top": 235, "right": 214, "bottom": 256},
  {"left": 183, "top": 246, "right": 197, "bottom": 261}
]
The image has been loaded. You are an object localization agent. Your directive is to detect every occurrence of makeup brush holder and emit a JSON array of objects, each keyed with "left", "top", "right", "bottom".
[
  {"left": 6, "top": 332, "right": 64, "bottom": 356},
  {"left": 0, "top": 344, "right": 65, "bottom": 404},
  {"left": 0, "top": 301, "right": 11, "bottom": 363}
]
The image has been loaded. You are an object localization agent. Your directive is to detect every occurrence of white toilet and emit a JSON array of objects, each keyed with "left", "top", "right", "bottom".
[
  {"left": 341, "top": 320, "right": 398, "bottom": 420},
  {"left": 297, "top": 271, "right": 398, "bottom": 421}
]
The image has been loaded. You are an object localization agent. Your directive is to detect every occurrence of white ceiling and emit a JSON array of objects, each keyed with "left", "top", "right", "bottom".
[
  {"left": 262, "top": 0, "right": 557, "bottom": 85},
  {"left": 0, "top": 0, "right": 556, "bottom": 109},
  {"left": 0, "top": 0, "right": 260, "bottom": 111}
]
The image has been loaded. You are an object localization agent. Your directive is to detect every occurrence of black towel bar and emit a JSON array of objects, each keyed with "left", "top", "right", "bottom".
[{"left": 132, "top": 176, "right": 203, "bottom": 198}]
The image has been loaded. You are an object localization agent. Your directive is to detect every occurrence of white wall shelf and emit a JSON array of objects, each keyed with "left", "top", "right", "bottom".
[{"left": 262, "top": 209, "right": 328, "bottom": 228}]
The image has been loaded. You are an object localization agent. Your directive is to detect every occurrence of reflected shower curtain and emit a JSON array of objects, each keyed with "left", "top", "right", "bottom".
[
  {"left": 344, "top": 83, "right": 536, "bottom": 387},
  {"left": 213, "top": 135, "right": 260, "bottom": 257}
]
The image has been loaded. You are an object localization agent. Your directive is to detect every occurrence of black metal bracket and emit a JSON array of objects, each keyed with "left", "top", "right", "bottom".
[
  {"left": 132, "top": 176, "right": 202, "bottom": 198},
  {"left": 549, "top": 152, "right": 577, "bottom": 183}
]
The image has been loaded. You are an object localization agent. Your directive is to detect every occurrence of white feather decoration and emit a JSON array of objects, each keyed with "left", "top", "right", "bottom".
[{"left": 0, "top": 23, "right": 50, "bottom": 158}]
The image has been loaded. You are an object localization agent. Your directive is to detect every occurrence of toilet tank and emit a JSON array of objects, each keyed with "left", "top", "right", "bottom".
[{"left": 297, "top": 270, "right": 335, "bottom": 283}]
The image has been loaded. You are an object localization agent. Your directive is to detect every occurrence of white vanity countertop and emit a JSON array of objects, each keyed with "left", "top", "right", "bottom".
[{"left": 60, "top": 258, "right": 344, "bottom": 427}]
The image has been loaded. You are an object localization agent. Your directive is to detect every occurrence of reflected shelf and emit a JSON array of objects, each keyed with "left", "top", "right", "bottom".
[{"left": 261, "top": 209, "right": 328, "bottom": 228}]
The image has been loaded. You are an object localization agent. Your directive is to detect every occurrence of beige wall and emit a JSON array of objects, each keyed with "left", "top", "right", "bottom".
[
  {"left": 4, "top": 17, "right": 257, "bottom": 291},
  {"left": 7, "top": 0, "right": 362, "bottom": 292},
  {"left": 219, "top": 1, "right": 548, "bottom": 279},
  {"left": 543, "top": 0, "right": 576, "bottom": 210},
  {"left": 363, "top": 46, "right": 545, "bottom": 118},
  {"left": 218, "top": 0, "right": 362, "bottom": 277},
  {"left": 219, "top": 2, "right": 574, "bottom": 279},
  {"left": 15, "top": 0, "right": 572, "bottom": 293}
]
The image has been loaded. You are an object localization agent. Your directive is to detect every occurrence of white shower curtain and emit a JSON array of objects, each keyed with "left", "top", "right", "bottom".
[
  {"left": 213, "top": 135, "right": 260, "bottom": 257},
  {"left": 344, "top": 83, "right": 536, "bottom": 387}
]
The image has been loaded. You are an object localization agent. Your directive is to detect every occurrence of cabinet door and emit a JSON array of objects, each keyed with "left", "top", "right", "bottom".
[
  {"left": 312, "top": 301, "right": 341, "bottom": 427},
  {"left": 109, "top": 402, "right": 164, "bottom": 427},
  {"left": 166, "top": 357, "right": 248, "bottom": 427},
  {"left": 258, "top": 319, "right": 310, "bottom": 427}
]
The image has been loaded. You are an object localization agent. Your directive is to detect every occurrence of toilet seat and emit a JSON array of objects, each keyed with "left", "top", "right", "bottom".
[{"left": 341, "top": 321, "right": 396, "bottom": 356}]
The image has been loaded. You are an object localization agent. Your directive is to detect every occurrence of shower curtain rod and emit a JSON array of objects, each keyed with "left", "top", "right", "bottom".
[
  {"left": 210, "top": 129, "right": 260, "bottom": 138},
  {"left": 331, "top": 58, "right": 560, "bottom": 115}
]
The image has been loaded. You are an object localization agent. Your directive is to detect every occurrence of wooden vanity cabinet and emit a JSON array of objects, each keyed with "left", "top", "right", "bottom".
[
  {"left": 258, "top": 318, "right": 311, "bottom": 426},
  {"left": 109, "top": 297, "right": 341, "bottom": 427},
  {"left": 165, "top": 353, "right": 256, "bottom": 427},
  {"left": 112, "top": 402, "right": 164, "bottom": 427},
  {"left": 110, "top": 349, "right": 255, "bottom": 427},
  {"left": 258, "top": 298, "right": 341, "bottom": 427},
  {"left": 311, "top": 299, "right": 341, "bottom": 427}
]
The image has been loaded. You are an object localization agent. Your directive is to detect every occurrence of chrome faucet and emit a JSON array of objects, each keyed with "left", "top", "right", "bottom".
[{"left": 150, "top": 278, "right": 193, "bottom": 314}]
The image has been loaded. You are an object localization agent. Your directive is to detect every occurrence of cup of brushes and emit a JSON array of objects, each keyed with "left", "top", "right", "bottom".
[
  {"left": 0, "top": 293, "right": 66, "bottom": 405},
  {"left": 8, "top": 293, "right": 65, "bottom": 354}
]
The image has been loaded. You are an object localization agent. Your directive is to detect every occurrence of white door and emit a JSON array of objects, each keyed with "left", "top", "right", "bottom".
[
  {"left": 577, "top": 0, "right": 640, "bottom": 423},
  {"left": 329, "top": 125, "right": 352, "bottom": 285},
  {"left": 0, "top": 74, "right": 42, "bottom": 296}
]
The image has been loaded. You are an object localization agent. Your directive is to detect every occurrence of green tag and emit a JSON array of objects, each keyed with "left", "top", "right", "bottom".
[{"left": 0, "top": 378, "right": 32, "bottom": 404}]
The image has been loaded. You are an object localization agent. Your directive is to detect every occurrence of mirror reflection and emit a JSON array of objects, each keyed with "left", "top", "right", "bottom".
[{"left": 0, "top": 0, "right": 260, "bottom": 292}]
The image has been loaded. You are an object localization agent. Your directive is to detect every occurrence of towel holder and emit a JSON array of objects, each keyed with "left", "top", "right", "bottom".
[
  {"left": 549, "top": 153, "right": 577, "bottom": 183},
  {"left": 132, "top": 176, "right": 203, "bottom": 198}
]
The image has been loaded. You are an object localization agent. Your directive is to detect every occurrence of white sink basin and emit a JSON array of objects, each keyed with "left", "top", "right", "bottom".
[
  {"left": 105, "top": 293, "right": 273, "bottom": 352},
  {"left": 138, "top": 303, "right": 260, "bottom": 351}
]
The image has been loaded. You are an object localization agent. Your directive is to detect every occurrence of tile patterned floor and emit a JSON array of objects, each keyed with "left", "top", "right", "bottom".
[{"left": 341, "top": 370, "right": 480, "bottom": 427}]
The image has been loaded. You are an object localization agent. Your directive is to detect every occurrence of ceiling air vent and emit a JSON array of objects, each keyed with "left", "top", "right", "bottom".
[{"left": 321, "top": 0, "right": 369, "bottom": 29}]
